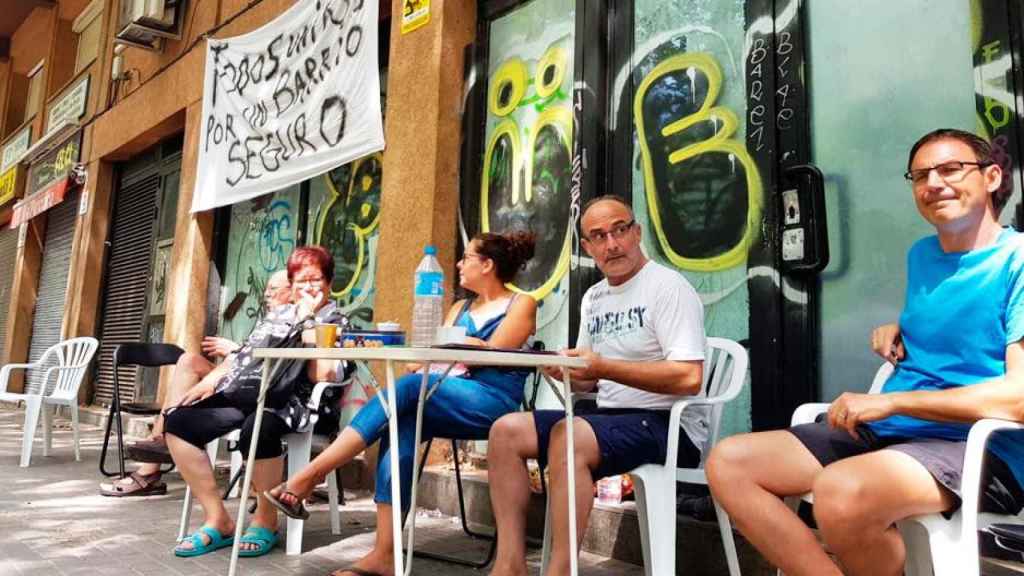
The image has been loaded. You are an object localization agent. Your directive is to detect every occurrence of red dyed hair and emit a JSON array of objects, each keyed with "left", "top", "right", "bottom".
[{"left": 287, "top": 245, "right": 335, "bottom": 282}]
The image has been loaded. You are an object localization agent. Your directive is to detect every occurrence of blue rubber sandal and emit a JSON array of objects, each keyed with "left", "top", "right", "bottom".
[
  {"left": 238, "top": 525, "right": 278, "bottom": 557},
  {"left": 174, "top": 525, "right": 234, "bottom": 557}
]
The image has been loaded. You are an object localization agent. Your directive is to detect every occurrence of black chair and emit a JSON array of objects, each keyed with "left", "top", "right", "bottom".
[
  {"left": 409, "top": 341, "right": 549, "bottom": 568},
  {"left": 99, "top": 343, "right": 185, "bottom": 478}
]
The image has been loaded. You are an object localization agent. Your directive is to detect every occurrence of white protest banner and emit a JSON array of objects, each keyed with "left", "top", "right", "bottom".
[{"left": 192, "top": 0, "right": 384, "bottom": 213}]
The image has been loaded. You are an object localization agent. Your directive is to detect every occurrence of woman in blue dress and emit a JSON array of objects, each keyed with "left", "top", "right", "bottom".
[{"left": 266, "top": 230, "right": 537, "bottom": 576}]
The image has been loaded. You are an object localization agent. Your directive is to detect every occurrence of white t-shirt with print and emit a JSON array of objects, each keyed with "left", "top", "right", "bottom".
[{"left": 577, "top": 260, "right": 708, "bottom": 450}]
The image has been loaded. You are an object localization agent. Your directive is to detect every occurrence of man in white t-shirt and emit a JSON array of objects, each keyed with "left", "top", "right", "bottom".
[{"left": 486, "top": 195, "right": 706, "bottom": 576}]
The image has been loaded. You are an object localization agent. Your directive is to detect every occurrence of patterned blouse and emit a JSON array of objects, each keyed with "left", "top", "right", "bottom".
[{"left": 216, "top": 301, "right": 350, "bottom": 432}]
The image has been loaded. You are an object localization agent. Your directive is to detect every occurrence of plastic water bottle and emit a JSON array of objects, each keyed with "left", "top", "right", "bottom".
[{"left": 412, "top": 245, "right": 444, "bottom": 347}]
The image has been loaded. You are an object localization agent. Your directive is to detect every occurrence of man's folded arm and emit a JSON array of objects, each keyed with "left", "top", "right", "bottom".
[{"left": 887, "top": 340, "right": 1024, "bottom": 423}]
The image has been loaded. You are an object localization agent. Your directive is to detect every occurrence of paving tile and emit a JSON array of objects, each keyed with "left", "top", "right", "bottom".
[
  {"left": 7, "top": 558, "right": 60, "bottom": 575},
  {"left": 0, "top": 406, "right": 645, "bottom": 576}
]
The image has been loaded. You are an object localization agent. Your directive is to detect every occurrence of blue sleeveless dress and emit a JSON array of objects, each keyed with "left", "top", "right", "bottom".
[{"left": 349, "top": 296, "right": 528, "bottom": 508}]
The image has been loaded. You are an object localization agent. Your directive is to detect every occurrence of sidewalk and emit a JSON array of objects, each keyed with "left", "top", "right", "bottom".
[{"left": 0, "top": 406, "right": 642, "bottom": 575}]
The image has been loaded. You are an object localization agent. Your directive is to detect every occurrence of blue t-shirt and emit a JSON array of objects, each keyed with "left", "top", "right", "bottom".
[{"left": 867, "top": 228, "right": 1024, "bottom": 484}]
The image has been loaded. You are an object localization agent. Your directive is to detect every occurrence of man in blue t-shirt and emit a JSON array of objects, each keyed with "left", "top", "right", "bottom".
[{"left": 707, "top": 128, "right": 1024, "bottom": 576}]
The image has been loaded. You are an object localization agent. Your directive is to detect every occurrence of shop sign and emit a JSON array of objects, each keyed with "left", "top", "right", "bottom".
[
  {"left": 191, "top": 0, "right": 384, "bottom": 212},
  {"left": 0, "top": 166, "right": 22, "bottom": 208},
  {"left": 1, "top": 124, "right": 32, "bottom": 173},
  {"left": 27, "top": 131, "right": 82, "bottom": 196},
  {"left": 401, "top": 0, "right": 430, "bottom": 34},
  {"left": 46, "top": 75, "right": 90, "bottom": 136},
  {"left": 9, "top": 177, "right": 70, "bottom": 229},
  {"left": 10, "top": 132, "right": 83, "bottom": 229}
]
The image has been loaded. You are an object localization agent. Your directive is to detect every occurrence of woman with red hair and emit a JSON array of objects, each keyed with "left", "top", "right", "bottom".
[
  {"left": 267, "top": 231, "right": 538, "bottom": 576},
  {"left": 165, "top": 245, "right": 348, "bottom": 558}
]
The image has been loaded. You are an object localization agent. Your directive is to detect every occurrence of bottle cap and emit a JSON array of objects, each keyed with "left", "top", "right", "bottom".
[{"left": 424, "top": 245, "right": 437, "bottom": 255}]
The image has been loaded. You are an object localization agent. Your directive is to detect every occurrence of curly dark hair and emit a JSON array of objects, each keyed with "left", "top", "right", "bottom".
[{"left": 473, "top": 230, "right": 537, "bottom": 283}]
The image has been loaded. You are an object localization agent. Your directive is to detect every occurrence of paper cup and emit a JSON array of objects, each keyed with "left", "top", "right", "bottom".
[
  {"left": 436, "top": 325, "right": 467, "bottom": 345},
  {"left": 315, "top": 323, "right": 338, "bottom": 348}
]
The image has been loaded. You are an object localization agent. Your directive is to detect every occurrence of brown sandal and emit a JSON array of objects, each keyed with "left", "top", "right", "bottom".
[
  {"left": 263, "top": 482, "right": 310, "bottom": 520},
  {"left": 100, "top": 471, "right": 167, "bottom": 497}
]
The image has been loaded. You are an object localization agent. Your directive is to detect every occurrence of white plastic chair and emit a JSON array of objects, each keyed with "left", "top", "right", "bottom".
[
  {"left": 541, "top": 337, "right": 749, "bottom": 576},
  {"left": 175, "top": 380, "right": 349, "bottom": 554},
  {"left": 282, "top": 379, "right": 349, "bottom": 555},
  {"left": 786, "top": 363, "right": 1024, "bottom": 576},
  {"left": 0, "top": 336, "right": 99, "bottom": 467}
]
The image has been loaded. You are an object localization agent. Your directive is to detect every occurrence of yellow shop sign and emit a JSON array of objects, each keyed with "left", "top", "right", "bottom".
[
  {"left": 0, "top": 166, "right": 20, "bottom": 207},
  {"left": 401, "top": 0, "right": 429, "bottom": 34}
]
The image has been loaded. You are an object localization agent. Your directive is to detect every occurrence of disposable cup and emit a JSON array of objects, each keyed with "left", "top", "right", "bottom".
[{"left": 315, "top": 323, "right": 339, "bottom": 348}]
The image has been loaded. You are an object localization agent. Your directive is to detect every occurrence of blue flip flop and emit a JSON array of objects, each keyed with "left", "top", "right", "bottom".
[
  {"left": 238, "top": 525, "right": 278, "bottom": 557},
  {"left": 174, "top": 525, "right": 234, "bottom": 557}
]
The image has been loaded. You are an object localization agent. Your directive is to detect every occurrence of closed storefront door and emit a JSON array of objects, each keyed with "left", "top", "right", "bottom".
[
  {"left": 218, "top": 185, "right": 302, "bottom": 343},
  {"left": 94, "top": 141, "right": 181, "bottom": 406},
  {"left": 25, "top": 190, "right": 80, "bottom": 394},
  {"left": 0, "top": 225, "right": 18, "bottom": 361},
  {"left": 504, "top": 0, "right": 1024, "bottom": 430}
]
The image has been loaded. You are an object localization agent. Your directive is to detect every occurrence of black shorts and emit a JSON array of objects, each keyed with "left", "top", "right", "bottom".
[
  {"left": 789, "top": 419, "right": 1024, "bottom": 515},
  {"left": 163, "top": 393, "right": 292, "bottom": 460},
  {"left": 532, "top": 406, "right": 701, "bottom": 481}
]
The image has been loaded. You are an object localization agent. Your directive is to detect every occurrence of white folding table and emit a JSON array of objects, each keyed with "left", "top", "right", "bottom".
[{"left": 226, "top": 346, "right": 588, "bottom": 576}]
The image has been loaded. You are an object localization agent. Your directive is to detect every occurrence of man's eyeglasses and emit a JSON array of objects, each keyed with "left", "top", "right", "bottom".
[
  {"left": 583, "top": 220, "right": 636, "bottom": 244},
  {"left": 904, "top": 161, "right": 992, "bottom": 185}
]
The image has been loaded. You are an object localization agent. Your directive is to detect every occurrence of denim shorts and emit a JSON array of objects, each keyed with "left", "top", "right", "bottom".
[
  {"left": 789, "top": 419, "right": 1024, "bottom": 515},
  {"left": 533, "top": 406, "right": 701, "bottom": 480}
]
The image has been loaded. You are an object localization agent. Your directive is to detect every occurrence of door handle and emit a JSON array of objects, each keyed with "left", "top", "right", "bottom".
[{"left": 780, "top": 163, "right": 829, "bottom": 274}]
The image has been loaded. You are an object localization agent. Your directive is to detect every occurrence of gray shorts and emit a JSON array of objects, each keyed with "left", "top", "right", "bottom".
[{"left": 789, "top": 419, "right": 1024, "bottom": 515}]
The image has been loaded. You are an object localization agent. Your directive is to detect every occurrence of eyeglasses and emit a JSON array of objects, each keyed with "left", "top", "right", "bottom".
[
  {"left": 263, "top": 284, "right": 290, "bottom": 295},
  {"left": 459, "top": 252, "right": 487, "bottom": 263},
  {"left": 292, "top": 276, "right": 326, "bottom": 286},
  {"left": 583, "top": 220, "right": 636, "bottom": 245},
  {"left": 904, "top": 161, "right": 992, "bottom": 185}
]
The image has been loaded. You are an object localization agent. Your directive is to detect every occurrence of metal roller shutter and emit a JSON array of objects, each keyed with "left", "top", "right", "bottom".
[
  {"left": 0, "top": 226, "right": 18, "bottom": 358},
  {"left": 25, "top": 190, "right": 80, "bottom": 395},
  {"left": 93, "top": 172, "right": 161, "bottom": 406}
]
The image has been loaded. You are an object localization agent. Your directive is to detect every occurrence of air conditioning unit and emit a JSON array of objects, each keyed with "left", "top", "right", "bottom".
[{"left": 114, "top": 0, "right": 185, "bottom": 51}]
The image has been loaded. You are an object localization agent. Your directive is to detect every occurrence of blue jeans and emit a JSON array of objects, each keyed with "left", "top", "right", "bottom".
[{"left": 349, "top": 369, "right": 524, "bottom": 509}]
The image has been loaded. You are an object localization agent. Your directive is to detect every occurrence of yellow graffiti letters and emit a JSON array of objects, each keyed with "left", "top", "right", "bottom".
[{"left": 634, "top": 52, "right": 763, "bottom": 272}]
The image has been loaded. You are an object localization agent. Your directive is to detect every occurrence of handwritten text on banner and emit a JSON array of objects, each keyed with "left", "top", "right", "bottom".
[{"left": 191, "top": 0, "right": 384, "bottom": 212}]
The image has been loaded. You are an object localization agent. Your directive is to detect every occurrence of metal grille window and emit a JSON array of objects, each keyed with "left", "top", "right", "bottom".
[
  {"left": 92, "top": 172, "right": 162, "bottom": 406},
  {"left": 0, "top": 226, "right": 19, "bottom": 359},
  {"left": 25, "top": 191, "right": 80, "bottom": 395}
]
